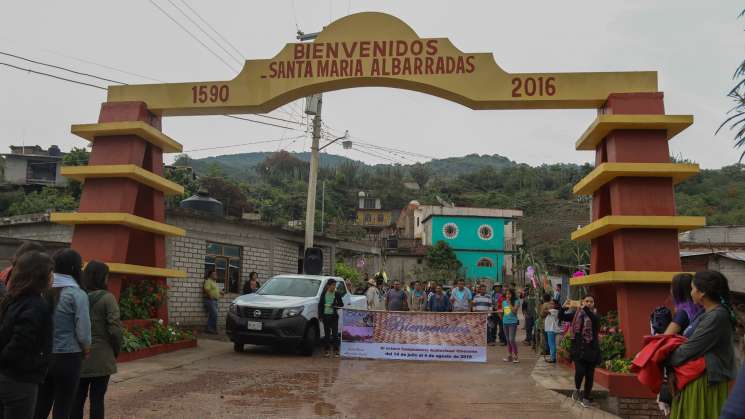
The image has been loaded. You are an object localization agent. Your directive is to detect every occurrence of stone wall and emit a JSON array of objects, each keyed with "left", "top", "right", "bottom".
[{"left": 0, "top": 214, "right": 72, "bottom": 243}]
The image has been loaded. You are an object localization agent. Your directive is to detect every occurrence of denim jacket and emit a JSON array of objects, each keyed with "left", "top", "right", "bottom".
[{"left": 52, "top": 273, "right": 92, "bottom": 354}]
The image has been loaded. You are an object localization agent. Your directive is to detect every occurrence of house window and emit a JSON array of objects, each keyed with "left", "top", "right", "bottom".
[
  {"left": 416, "top": 217, "right": 420, "bottom": 227},
  {"left": 363, "top": 198, "right": 377, "bottom": 209},
  {"left": 27, "top": 160, "right": 57, "bottom": 184},
  {"left": 377, "top": 214, "right": 385, "bottom": 222},
  {"left": 477, "top": 257, "right": 494, "bottom": 268},
  {"left": 478, "top": 225, "right": 494, "bottom": 241},
  {"left": 442, "top": 222, "right": 459, "bottom": 239},
  {"left": 205, "top": 242, "right": 242, "bottom": 293},
  {"left": 364, "top": 213, "right": 372, "bottom": 223}
]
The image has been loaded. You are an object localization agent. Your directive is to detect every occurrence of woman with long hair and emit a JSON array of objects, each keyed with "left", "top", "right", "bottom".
[
  {"left": 665, "top": 273, "right": 703, "bottom": 337},
  {"left": 667, "top": 271, "right": 737, "bottom": 419},
  {"left": 317, "top": 280, "right": 344, "bottom": 358},
  {"left": 570, "top": 295, "right": 601, "bottom": 408},
  {"left": 501, "top": 288, "right": 520, "bottom": 363},
  {"left": 241, "top": 272, "right": 260, "bottom": 295},
  {"left": 71, "top": 261, "right": 122, "bottom": 419},
  {"left": 0, "top": 251, "right": 54, "bottom": 419},
  {"left": 35, "top": 249, "right": 92, "bottom": 419}
]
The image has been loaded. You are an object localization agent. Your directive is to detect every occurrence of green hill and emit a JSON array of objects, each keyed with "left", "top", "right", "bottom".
[{"left": 180, "top": 151, "right": 515, "bottom": 180}]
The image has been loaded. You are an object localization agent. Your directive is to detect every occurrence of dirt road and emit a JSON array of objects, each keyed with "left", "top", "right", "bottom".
[{"left": 105, "top": 339, "right": 586, "bottom": 419}]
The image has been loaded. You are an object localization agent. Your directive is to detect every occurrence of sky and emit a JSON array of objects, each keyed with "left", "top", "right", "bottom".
[{"left": 0, "top": 1, "right": 742, "bottom": 169}]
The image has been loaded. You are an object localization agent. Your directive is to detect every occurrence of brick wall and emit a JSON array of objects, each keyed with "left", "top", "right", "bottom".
[
  {"left": 0, "top": 211, "right": 375, "bottom": 329},
  {"left": 605, "top": 396, "right": 665, "bottom": 419}
]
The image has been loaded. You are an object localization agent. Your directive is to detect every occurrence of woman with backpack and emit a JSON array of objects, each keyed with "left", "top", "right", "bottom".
[
  {"left": 0, "top": 251, "right": 54, "bottom": 419},
  {"left": 35, "top": 249, "right": 92, "bottom": 419},
  {"left": 665, "top": 273, "right": 703, "bottom": 337},
  {"left": 71, "top": 261, "right": 122, "bottom": 419}
]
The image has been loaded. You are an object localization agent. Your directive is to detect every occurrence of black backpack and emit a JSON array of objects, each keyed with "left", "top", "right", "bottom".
[{"left": 650, "top": 306, "right": 672, "bottom": 335}]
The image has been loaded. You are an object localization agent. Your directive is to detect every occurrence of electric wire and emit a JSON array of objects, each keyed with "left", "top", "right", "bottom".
[
  {"left": 1, "top": 50, "right": 305, "bottom": 133},
  {"left": 224, "top": 115, "right": 306, "bottom": 131},
  {"left": 0, "top": 51, "right": 126, "bottom": 85},
  {"left": 164, "top": 0, "right": 244, "bottom": 66},
  {"left": 0, "top": 62, "right": 107, "bottom": 90},
  {"left": 184, "top": 134, "right": 306, "bottom": 152},
  {"left": 178, "top": 0, "right": 246, "bottom": 60},
  {"left": 148, "top": 0, "right": 239, "bottom": 72}
]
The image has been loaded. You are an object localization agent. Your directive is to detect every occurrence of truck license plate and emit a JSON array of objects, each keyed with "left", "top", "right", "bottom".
[{"left": 246, "top": 321, "right": 262, "bottom": 331}]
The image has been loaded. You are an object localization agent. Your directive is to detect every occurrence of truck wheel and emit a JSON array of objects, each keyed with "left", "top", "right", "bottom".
[
  {"left": 299, "top": 323, "right": 318, "bottom": 356},
  {"left": 233, "top": 342, "right": 244, "bottom": 353}
]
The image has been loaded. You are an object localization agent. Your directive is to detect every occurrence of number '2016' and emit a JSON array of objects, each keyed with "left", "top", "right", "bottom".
[
  {"left": 191, "top": 84, "right": 229, "bottom": 103},
  {"left": 511, "top": 77, "right": 556, "bottom": 97}
]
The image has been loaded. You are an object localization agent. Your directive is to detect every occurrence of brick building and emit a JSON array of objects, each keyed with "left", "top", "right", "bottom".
[{"left": 0, "top": 209, "right": 380, "bottom": 327}]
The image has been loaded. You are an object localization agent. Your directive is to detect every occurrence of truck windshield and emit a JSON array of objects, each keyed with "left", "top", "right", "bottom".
[{"left": 257, "top": 277, "right": 321, "bottom": 298}]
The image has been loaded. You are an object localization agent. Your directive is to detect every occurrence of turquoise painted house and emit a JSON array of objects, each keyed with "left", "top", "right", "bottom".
[{"left": 420, "top": 207, "right": 522, "bottom": 282}]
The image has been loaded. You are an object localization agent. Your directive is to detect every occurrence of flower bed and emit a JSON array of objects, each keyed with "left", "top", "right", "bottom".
[
  {"left": 121, "top": 319, "right": 154, "bottom": 331},
  {"left": 119, "top": 320, "right": 196, "bottom": 362},
  {"left": 594, "top": 367, "right": 655, "bottom": 399},
  {"left": 117, "top": 339, "right": 197, "bottom": 363}
]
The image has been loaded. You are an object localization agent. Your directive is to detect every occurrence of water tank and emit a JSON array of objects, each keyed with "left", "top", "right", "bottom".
[
  {"left": 179, "top": 189, "right": 224, "bottom": 216},
  {"left": 48, "top": 145, "right": 61, "bottom": 156}
]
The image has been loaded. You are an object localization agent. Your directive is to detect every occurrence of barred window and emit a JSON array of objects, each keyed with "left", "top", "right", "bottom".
[{"left": 205, "top": 242, "right": 242, "bottom": 293}]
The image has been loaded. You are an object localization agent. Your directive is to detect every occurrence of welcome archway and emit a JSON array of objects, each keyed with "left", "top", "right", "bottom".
[{"left": 52, "top": 12, "right": 704, "bottom": 355}]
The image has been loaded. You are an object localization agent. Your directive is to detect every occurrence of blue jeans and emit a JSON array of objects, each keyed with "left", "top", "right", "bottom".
[
  {"left": 546, "top": 331, "right": 557, "bottom": 361},
  {"left": 203, "top": 298, "right": 218, "bottom": 333}
]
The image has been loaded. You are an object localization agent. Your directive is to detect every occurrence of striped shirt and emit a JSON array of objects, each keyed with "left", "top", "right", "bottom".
[{"left": 472, "top": 293, "right": 493, "bottom": 312}]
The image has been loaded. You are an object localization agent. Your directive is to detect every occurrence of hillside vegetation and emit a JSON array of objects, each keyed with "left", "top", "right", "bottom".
[{"left": 1, "top": 148, "right": 742, "bottom": 270}]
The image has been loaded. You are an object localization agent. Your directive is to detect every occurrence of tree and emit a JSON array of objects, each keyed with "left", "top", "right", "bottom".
[
  {"left": 7, "top": 187, "right": 77, "bottom": 216},
  {"left": 198, "top": 177, "right": 249, "bottom": 217},
  {"left": 63, "top": 147, "right": 90, "bottom": 200},
  {"left": 409, "top": 163, "right": 431, "bottom": 189},
  {"left": 718, "top": 10, "right": 745, "bottom": 161},
  {"left": 425, "top": 241, "right": 462, "bottom": 272}
]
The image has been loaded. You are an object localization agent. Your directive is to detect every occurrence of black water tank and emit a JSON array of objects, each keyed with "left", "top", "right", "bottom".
[{"left": 179, "top": 190, "right": 224, "bottom": 216}]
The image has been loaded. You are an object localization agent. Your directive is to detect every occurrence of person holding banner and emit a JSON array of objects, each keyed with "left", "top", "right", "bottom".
[
  {"left": 317, "top": 280, "right": 344, "bottom": 358},
  {"left": 408, "top": 281, "right": 427, "bottom": 312},
  {"left": 426, "top": 285, "right": 451, "bottom": 312},
  {"left": 502, "top": 288, "right": 520, "bottom": 363},
  {"left": 450, "top": 280, "right": 472, "bottom": 312},
  {"left": 385, "top": 281, "right": 409, "bottom": 311}
]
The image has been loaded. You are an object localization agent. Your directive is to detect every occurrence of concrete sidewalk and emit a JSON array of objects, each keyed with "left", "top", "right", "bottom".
[{"left": 531, "top": 357, "right": 621, "bottom": 419}]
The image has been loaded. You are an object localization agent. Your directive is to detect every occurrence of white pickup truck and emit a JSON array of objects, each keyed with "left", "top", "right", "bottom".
[{"left": 226, "top": 274, "right": 366, "bottom": 355}]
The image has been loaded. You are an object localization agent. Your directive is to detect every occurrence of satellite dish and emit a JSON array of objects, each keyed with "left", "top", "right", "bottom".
[{"left": 435, "top": 195, "right": 455, "bottom": 208}]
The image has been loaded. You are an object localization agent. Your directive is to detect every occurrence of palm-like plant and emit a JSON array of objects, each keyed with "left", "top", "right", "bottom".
[{"left": 718, "top": 10, "right": 745, "bottom": 161}]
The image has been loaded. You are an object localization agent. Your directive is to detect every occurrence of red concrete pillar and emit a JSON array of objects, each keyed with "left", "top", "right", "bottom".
[
  {"left": 67, "top": 102, "right": 172, "bottom": 323},
  {"left": 589, "top": 93, "right": 681, "bottom": 356}
]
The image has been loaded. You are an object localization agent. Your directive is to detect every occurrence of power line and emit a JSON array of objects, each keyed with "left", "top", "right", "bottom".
[
  {"left": 0, "top": 62, "right": 107, "bottom": 90},
  {"left": 184, "top": 135, "right": 305, "bottom": 152},
  {"left": 224, "top": 115, "right": 306, "bottom": 131},
  {"left": 291, "top": 0, "right": 301, "bottom": 31},
  {"left": 179, "top": 0, "right": 246, "bottom": 60},
  {"left": 148, "top": 0, "right": 239, "bottom": 73},
  {"left": 164, "top": 0, "right": 244, "bottom": 66},
  {"left": 0, "top": 51, "right": 126, "bottom": 85}
]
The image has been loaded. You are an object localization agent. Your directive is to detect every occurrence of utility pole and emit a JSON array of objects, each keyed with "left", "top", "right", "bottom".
[
  {"left": 298, "top": 30, "right": 346, "bottom": 250},
  {"left": 321, "top": 180, "right": 326, "bottom": 233},
  {"left": 304, "top": 94, "right": 323, "bottom": 249}
]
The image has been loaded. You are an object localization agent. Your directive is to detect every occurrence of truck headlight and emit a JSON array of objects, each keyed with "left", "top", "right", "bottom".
[
  {"left": 229, "top": 303, "right": 239, "bottom": 315},
  {"left": 281, "top": 306, "right": 304, "bottom": 318}
]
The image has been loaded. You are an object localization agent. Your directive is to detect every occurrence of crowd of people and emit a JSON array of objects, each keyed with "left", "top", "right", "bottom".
[
  {"left": 359, "top": 276, "right": 540, "bottom": 363},
  {"left": 0, "top": 242, "right": 122, "bottom": 419}
]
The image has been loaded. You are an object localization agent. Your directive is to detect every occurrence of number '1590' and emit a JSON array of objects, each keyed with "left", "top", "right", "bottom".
[{"left": 191, "top": 84, "right": 229, "bottom": 103}]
